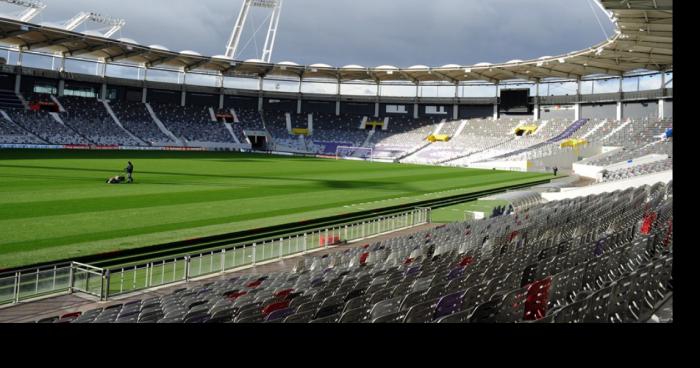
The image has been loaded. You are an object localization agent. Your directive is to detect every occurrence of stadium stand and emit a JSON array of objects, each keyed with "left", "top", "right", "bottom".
[
  {"left": 0, "top": 114, "right": 45, "bottom": 144},
  {"left": 34, "top": 182, "right": 672, "bottom": 323},
  {"left": 5, "top": 108, "right": 92, "bottom": 145},
  {"left": 151, "top": 103, "right": 235, "bottom": 144},
  {"left": 110, "top": 101, "right": 174, "bottom": 146},
  {"left": 59, "top": 96, "right": 142, "bottom": 146}
]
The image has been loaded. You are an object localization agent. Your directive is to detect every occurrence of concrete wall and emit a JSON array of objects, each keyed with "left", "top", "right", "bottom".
[
  {"left": 458, "top": 105, "right": 492, "bottom": 119},
  {"left": 540, "top": 105, "right": 575, "bottom": 121},
  {"left": 623, "top": 100, "right": 658, "bottom": 120},
  {"left": 581, "top": 103, "right": 617, "bottom": 120},
  {"left": 663, "top": 100, "right": 673, "bottom": 118}
]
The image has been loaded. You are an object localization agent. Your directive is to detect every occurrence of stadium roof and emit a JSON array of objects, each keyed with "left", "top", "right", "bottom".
[{"left": 0, "top": 0, "right": 672, "bottom": 83}]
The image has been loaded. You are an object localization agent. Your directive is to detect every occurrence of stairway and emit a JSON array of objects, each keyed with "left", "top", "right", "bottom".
[
  {"left": 0, "top": 90, "right": 24, "bottom": 110},
  {"left": 145, "top": 103, "right": 183, "bottom": 146},
  {"left": 102, "top": 100, "right": 148, "bottom": 146}
]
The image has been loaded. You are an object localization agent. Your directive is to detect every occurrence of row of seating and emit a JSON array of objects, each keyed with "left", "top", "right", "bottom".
[{"left": 35, "top": 181, "right": 672, "bottom": 323}]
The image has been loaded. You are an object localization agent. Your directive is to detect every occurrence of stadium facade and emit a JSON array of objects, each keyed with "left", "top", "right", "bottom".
[{"left": 0, "top": 0, "right": 673, "bottom": 323}]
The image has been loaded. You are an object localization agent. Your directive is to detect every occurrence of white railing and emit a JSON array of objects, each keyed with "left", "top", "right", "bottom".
[{"left": 105, "top": 207, "right": 430, "bottom": 298}]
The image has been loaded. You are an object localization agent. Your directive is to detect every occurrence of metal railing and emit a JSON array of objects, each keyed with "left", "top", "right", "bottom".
[
  {"left": 0, "top": 207, "right": 430, "bottom": 306},
  {"left": 0, "top": 263, "right": 72, "bottom": 306},
  {"left": 104, "top": 207, "right": 430, "bottom": 298}
]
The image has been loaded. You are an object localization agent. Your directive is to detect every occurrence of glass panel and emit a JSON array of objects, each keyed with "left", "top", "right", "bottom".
[
  {"left": 263, "top": 78, "right": 300, "bottom": 92},
  {"left": 301, "top": 81, "right": 337, "bottom": 94},
  {"left": 460, "top": 84, "right": 497, "bottom": 98},
  {"left": 419, "top": 84, "right": 457, "bottom": 98},
  {"left": 146, "top": 68, "right": 180, "bottom": 83},
  {"left": 186, "top": 73, "right": 219, "bottom": 87},
  {"left": 622, "top": 76, "right": 639, "bottom": 92},
  {"left": 224, "top": 76, "right": 259, "bottom": 90},
  {"left": 664, "top": 71, "right": 672, "bottom": 88},
  {"left": 340, "top": 82, "right": 377, "bottom": 96},
  {"left": 20, "top": 52, "right": 54, "bottom": 69},
  {"left": 579, "top": 81, "right": 594, "bottom": 95},
  {"left": 638, "top": 73, "right": 661, "bottom": 91},
  {"left": 105, "top": 63, "right": 143, "bottom": 80},
  {"left": 0, "top": 274, "right": 16, "bottom": 304},
  {"left": 64, "top": 58, "right": 100, "bottom": 75},
  {"left": 36, "top": 269, "right": 56, "bottom": 295},
  {"left": 543, "top": 81, "right": 578, "bottom": 96},
  {"left": 380, "top": 84, "right": 416, "bottom": 97},
  {"left": 592, "top": 77, "right": 620, "bottom": 93}
]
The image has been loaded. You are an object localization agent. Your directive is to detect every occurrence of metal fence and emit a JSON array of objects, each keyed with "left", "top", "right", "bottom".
[{"left": 0, "top": 207, "right": 431, "bottom": 306}]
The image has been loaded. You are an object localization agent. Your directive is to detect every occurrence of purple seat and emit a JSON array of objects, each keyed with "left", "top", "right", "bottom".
[
  {"left": 433, "top": 291, "right": 464, "bottom": 320},
  {"left": 446, "top": 268, "right": 465, "bottom": 281},
  {"left": 405, "top": 266, "right": 421, "bottom": 277},
  {"left": 266, "top": 308, "right": 295, "bottom": 322}
]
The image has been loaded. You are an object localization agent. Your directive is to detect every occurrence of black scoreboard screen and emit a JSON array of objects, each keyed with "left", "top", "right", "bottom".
[{"left": 500, "top": 89, "right": 530, "bottom": 113}]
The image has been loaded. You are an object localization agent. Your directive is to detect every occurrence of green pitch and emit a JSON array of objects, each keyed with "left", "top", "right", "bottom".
[{"left": 0, "top": 149, "right": 552, "bottom": 269}]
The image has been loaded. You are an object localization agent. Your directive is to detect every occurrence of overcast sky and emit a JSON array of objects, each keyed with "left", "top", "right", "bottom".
[{"left": 0, "top": 0, "right": 615, "bottom": 67}]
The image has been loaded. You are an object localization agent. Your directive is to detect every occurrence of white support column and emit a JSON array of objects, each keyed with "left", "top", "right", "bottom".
[
  {"left": 308, "top": 113, "right": 313, "bottom": 134},
  {"left": 219, "top": 93, "right": 224, "bottom": 110},
  {"left": 336, "top": 78, "right": 341, "bottom": 116},
  {"left": 453, "top": 104, "right": 458, "bottom": 120},
  {"left": 101, "top": 83, "right": 107, "bottom": 101},
  {"left": 142, "top": 87, "right": 148, "bottom": 104},
  {"left": 413, "top": 103, "right": 418, "bottom": 119},
  {"left": 658, "top": 99, "right": 665, "bottom": 120},
  {"left": 534, "top": 104, "right": 540, "bottom": 121},
  {"left": 58, "top": 80, "right": 65, "bottom": 97},
  {"left": 661, "top": 71, "right": 666, "bottom": 88},
  {"left": 258, "top": 77, "right": 264, "bottom": 112},
  {"left": 14, "top": 74, "right": 21, "bottom": 94},
  {"left": 374, "top": 102, "right": 379, "bottom": 118},
  {"left": 297, "top": 98, "right": 302, "bottom": 114},
  {"left": 617, "top": 101, "right": 623, "bottom": 121},
  {"left": 618, "top": 76, "right": 623, "bottom": 93},
  {"left": 493, "top": 104, "right": 498, "bottom": 120},
  {"left": 181, "top": 90, "right": 186, "bottom": 107},
  {"left": 574, "top": 103, "right": 581, "bottom": 121}
]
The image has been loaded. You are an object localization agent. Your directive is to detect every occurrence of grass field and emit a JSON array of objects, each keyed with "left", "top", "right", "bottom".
[{"left": 0, "top": 149, "right": 552, "bottom": 269}]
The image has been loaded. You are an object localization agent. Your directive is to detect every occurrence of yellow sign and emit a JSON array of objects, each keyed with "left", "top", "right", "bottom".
[
  {"left": 427, "top": 135, "right": 451, "bottom": 142},
  {"left": 560, "top": 139, "right": 588, "bottom": 148},
  {"left": 292, "top": 128, "right": 309, "bottom": 135},
  {"left": 515, "top": 125, "right": 538, "bottom": 136},
  {"left": 367, "top": 121, "right": 384, "bottom": 127}
]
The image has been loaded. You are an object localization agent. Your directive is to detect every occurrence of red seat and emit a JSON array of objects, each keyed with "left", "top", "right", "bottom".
[
  {"left": 404, "top": 258, "right": 414, "bottom": 265},
  {"left": 247, "top": 280, "right": 263, "bottom": 288},
  {"left": 262, "top": 301, "right": 290, "bottom": 316},
  {"left": 523, "top": 277, "right": 552, "bottom": 321},
  {"left": 60, "top": 312, "right": 82, "bottom": 319},
  {"left": 227, "top": 291, "right": 248, "bottom": 300},
  {"left": 459, "top": 256, "right": 475, "bottom": 268},
  {"left": 359, "top": 252, "right": 369, "bottom": 266},
  {"left": 274, "top": 289, "right": 294, "bottom": 299}
]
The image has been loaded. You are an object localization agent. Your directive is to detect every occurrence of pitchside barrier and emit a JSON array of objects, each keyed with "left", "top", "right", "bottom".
[{"left": 0, "top": 207, "right": 431, "bottom": 306}]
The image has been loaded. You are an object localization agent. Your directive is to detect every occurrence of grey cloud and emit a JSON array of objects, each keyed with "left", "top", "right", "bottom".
[{"left": 14, "top": 0, "right": 615, "bottom": 67}]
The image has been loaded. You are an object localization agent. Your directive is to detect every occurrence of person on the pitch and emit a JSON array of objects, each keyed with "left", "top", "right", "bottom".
[
  {"left": 553, "top": 166, "right": 559, "bottom": 176},
  {"left": 125, "top": 161, "right": 134, "bottom": 183}
]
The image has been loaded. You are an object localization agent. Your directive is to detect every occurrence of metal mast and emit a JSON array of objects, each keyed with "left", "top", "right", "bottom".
[
  {"left": 224, "top": 0, "right": 283, "bottom": 63},
  {"left": 63, "top": 12, "right": 126, "bottom": 38},
  {"left": 0, "top": 0, "right": 46, "bottom": 22}
]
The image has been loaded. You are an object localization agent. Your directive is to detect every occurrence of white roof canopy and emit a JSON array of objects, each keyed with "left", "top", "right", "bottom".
[{"left": 0, "top": 0, "right": 672, "bottom": 83}]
